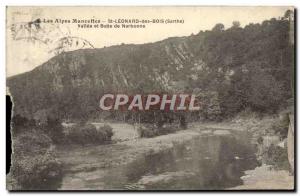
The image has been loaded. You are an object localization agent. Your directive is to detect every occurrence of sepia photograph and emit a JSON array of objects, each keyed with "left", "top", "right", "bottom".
[{"left": 5, "top": 6, "right": 295, "bottom": 191}]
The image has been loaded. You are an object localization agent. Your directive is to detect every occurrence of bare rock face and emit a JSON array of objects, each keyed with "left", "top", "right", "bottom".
[{"left": 7, "top": 36, "right": 202, "bottom": 120}]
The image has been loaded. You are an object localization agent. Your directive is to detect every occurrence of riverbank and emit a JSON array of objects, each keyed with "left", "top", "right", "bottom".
[
  {"left": 57, "top": 116, "right": 294, "bottom": 190},
  {"left": 57, "top": 122, "right": 255, "bottom": 190},
  {"left": 229, "top": 164, "right": 294, "bottom": 190},
  {"left": 225, "top": 115, "right": 294, "bottom": 190}
]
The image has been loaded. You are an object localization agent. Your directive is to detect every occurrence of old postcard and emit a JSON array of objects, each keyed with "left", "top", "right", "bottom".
[{"left": 6, "top": 6, "right": 295, "bottom": 190}]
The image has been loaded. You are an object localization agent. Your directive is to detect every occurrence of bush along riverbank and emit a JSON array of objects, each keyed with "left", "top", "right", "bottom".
[
  {"left": 7, "top": 115, "right": 114, "bottom": 190},
  {"left": 7, "top": 116, "right": 64, "bottom": 190},
  {"left": 228, "top": 110, "right": 294, "bottom": 190}
]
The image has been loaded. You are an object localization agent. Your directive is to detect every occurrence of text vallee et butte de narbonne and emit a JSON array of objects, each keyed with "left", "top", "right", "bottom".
[{"left": 99, "top": 94, "right": 201, "bottom": 111}]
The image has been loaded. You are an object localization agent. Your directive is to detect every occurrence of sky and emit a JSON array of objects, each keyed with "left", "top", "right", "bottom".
[{"left": 6, "top": 6, "right": 292, "bottom": 77}]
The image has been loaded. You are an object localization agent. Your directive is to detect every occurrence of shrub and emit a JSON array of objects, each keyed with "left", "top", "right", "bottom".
[
  {"left": 137, "top": 126, "right": 158, "bottom": 138},
  {"left": 10, "top": 151, "right": 63, "bottom": 190},
  {"left": 137, "top": 124, "right": 178, "bottom": 138},
  {"left": 272, "top": 114, "right": 289, "bottom": 139},
  {"left": 160, "top": 126, "right": 178, "bottom": 135},
  {"left": 100, "top": 124, "right": 113, "bottom": 139},
  {"left": 13, "top": 129, "right": 52, "bottom": 157},
  {"left": 43, "top": 117, "right": 65, "bottom": 144},
  {"left": 264, "top": 144, "right": 290, "bottom": 170},
  {"left": 67, "top": 123, "right": 113, "bottom": 145},
  {"left": 8, "top": 130, "right": 63, "bottom": 190},
  {"left": 11, "top": 115, "right": 36, "bottom": 135}
]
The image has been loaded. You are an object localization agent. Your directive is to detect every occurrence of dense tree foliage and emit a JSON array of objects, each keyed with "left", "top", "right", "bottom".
[{"left": 188, "top": 11, "right": 294, "bottom": 115}]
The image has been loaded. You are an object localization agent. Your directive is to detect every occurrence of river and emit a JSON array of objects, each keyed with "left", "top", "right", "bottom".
[{"left": 57, "top": 123, "right": 258, "bottom": 190}]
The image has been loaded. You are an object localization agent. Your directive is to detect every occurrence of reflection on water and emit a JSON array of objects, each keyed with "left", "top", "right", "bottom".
[{"left": 101, "top": 131, "right": 258, "bottom": 190}]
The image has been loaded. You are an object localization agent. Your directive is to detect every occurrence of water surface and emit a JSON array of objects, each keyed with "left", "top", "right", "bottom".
[{"left": 59, "top": 125, "right": 258, "bottom": 190}]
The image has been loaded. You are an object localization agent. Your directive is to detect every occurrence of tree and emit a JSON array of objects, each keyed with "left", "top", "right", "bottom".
[
  {"left": 232, "top": 21, "right": 241, "bottom": 28},
  {"left": 212, "top": 23, "right": 225, "bottom": 32},
  {"left": 284, "top": 10, "right": 293, "bottom": 20}
]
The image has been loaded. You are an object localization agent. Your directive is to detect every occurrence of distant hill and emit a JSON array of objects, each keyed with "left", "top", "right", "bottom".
[{"left": 7, "top": 13, "right": 294, "bottom": 121}]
